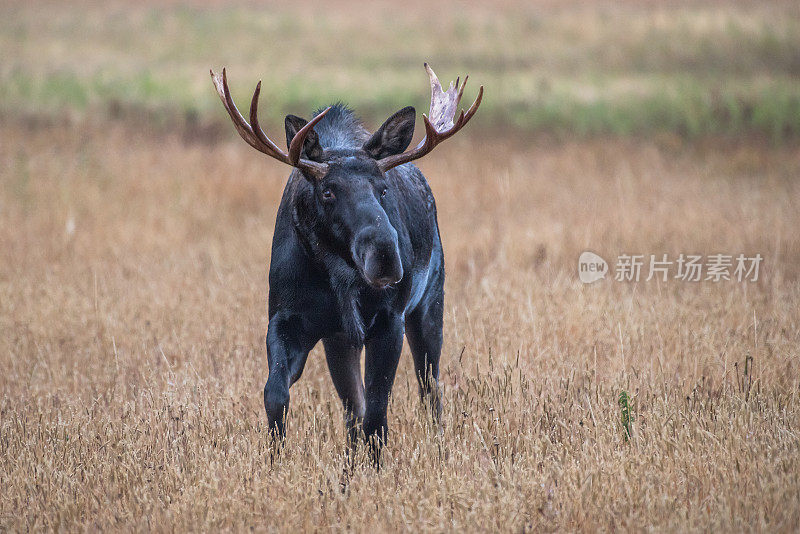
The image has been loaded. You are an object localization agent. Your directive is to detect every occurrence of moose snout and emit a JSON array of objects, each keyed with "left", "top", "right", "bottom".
[
  {"left": 352, "top": 226, "right": 403, "bottom": 288},
  {"left": 363, "top": 247, "right": 403, "bottom": 287}
]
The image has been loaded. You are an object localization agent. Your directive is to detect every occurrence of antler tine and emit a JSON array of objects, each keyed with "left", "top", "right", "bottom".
[
  {"left": 211, "top": 68, "right": 264, "bottom": 153},
  {"left": 249, "top": 80, "right": 291, "bottom": 162},
  {"left": 377, "top": 64, "right": 483, "bottom": 173},
  {"left": 457, "top": 75, "right": 468, "bottom": 105},
  {"left": 288, "top": 107, "right": 332, "bottom": 166},
  {"left": 211, "top": 68, "right": 329, "bottom": 178},
  {"left": 463, "top": 84, "right": 483, "bottom": 123}
]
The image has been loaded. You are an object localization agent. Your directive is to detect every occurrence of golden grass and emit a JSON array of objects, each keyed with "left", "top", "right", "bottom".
[{"left": 1, "top": 119, "right": 799, "bottom": 531}]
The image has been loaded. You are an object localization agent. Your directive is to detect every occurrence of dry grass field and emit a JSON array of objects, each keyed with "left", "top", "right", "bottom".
[
  {"left": 2, "top": 120, "right": 799, "bottom": 531},
  {"left": 2, "top": 0, "right": 800, "bottom": 532}
]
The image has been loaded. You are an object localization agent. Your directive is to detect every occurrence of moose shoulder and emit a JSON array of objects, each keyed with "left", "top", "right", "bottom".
[{"left": 210, "top": 64, "right": 482, "bottom": 462}]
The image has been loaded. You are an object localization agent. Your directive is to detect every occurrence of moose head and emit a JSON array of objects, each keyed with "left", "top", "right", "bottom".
[{"left": 210, "top": 64, "right": 482, "bottom": 289}]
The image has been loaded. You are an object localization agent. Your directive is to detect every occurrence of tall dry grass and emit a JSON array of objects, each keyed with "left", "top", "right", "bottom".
[{"left": 1, "top": 117, "right": 799, "bottom": 530}]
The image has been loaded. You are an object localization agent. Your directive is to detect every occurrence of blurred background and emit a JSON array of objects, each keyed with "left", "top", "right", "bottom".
[
  {"left": 3, "top": 0, "right": 799, "bottom": 140},
  {"left": 2, "top": 1, "right": 800, "bottom": 530}
]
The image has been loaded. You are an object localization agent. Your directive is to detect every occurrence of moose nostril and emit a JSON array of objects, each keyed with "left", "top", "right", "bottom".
[{"left": 363, "top": 248, "right": 402, "bottom": 287}]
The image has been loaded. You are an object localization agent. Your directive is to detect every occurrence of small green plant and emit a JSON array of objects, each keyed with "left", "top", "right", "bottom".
[{"left": 618, "top": 390, "right": 633, "bottom": 442}]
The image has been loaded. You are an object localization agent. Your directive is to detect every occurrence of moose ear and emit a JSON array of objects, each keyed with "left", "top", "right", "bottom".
[
  {"left": 285, "top": 114, "right": 324, "bottom": 162},
  {"left": 362, "top": 106, "right": 416, "bottom": 160}
]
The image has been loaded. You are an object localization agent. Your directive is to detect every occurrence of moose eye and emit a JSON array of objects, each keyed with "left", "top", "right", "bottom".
[
  {"left": 381, "top": 188, "right": 388, "bottom": 199},
  {"left": 322, "top": 189, "right": 335, "bottom": 202}
]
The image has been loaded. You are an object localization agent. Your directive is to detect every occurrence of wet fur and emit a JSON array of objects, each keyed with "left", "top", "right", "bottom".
[{"left": 265, "top": 103, "right": 445, "bottom": 460}]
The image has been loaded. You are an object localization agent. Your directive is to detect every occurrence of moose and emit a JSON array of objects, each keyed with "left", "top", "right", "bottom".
[{"left": 210, "top": 64, "right": 482, "bottom": 460}]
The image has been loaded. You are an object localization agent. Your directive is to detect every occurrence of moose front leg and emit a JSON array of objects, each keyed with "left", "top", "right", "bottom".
[
  {"left": 322, "top": 336, "right": 365, "bottom": 448},
  {"left": 264, "top": 312, "right": 314, "bottom": 439},
  {"left": 363, "top": 311, "right": 404, "bottom": 466}
]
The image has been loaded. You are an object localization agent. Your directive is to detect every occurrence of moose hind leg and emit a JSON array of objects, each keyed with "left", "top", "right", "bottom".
[
  {"left": 323, "top": 336, "right": 365, "bottom": 446},
  {"left": 405, "top": 292, "right": 444, "bottom": 421}
]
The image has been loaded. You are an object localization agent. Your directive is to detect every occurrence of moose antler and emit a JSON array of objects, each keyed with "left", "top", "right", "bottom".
[
  {"left": 210, "top": 68, "right": 330, "bottom": 178},
  {"left": 376, "top": 63, "right": 483, "bottom": 172}
]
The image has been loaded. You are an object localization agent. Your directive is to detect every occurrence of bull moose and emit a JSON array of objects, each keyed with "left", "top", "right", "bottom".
[{"left": 210, "top": 64, "right": 482, "bottom": 460}]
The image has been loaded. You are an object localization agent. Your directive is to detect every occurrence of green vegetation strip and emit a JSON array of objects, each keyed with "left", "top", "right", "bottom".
[{"left": 2, "top": 2, "right": 799, "bottom": 139}]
